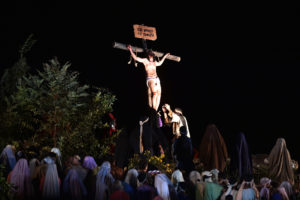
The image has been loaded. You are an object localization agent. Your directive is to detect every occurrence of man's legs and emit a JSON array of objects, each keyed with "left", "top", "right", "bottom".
[
  {"left": 148, "top": 79, "right": 161, "bottom": 111},
  {"left": 147, "top": 87, "right": 152, "bottom": 108},
  {"left": 155, "top": 87, "right": 161, "bottom": 111}
]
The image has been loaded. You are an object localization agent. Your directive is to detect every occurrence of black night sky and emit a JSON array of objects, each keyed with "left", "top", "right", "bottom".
[{"left": 1, "top": 2, "right": 300, "bottom": 161}]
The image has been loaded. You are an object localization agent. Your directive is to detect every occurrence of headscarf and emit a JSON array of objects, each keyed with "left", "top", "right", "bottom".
[
  {"left": 171, "top": 169, "right": 184, "bottom": 186},
  {"left": 82, "top": 156, "right": 97, "bottom": 170},
  {"left": 0, "top": 145, "right": 16, "bottom": 170},
  {"left": 63, "top": 168, "right": 87, "bottom": 200},
  {"left": 260, "top": 177, "right": 271, "bottom": 200},
  {"left": 189, "top": 170, "right": 202, "bottom": 185},
  {"left": 154, "top": 173, "right": 172, "bottom": 200},
  {"left": 260, "top": 177, "right": 271, "bottom": 187},
  {"left": 280, "top": 181, "right": 293, "bottom": 198},
  {"left": 124, "top": 168, "right": 139, "bottom": 189},
  {"left": 9, "top": 158, "right": 32, "bottom": 198},
  {"left": 51, "top": 147, "right": 62, "bottom": 168},
  {"left": 267, "top": 138, "right": 294, "bottom": 185},
  {"left": 199, "top": 124, "right": 228, "bottom": 172},
  {"left": 277, "top": 187, "right": 289, "bottom": 200},
  {"left": 43, "top": 156, "right": 55, "bottom": 165},
  {"left": 95, "top": 161, "right": 115, "bottom": 200},
  {"left": 29, "top": 158, "right": 39, "bottom": 180},
  {"left": 43, "top": 163, "right": 60, "bottom": 199},
  {"left": 211, "top": 169, "right": 219, "bottom": 183},
  {"left": 51, "top": 148, "right": 61, "bottom": 158}
]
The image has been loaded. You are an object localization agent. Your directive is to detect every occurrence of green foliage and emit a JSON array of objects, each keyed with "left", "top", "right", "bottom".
[
  {"left": 0, "top": 34, "right": 35, "bottom": 99},
  {"left": 18, "top": 34, "right": 36, "bottom": 59},
  {"left": 0, "top": 35, "right": 36, "bottom": 145},
  {"left": 0, "top": 165, "right": 13, "bottom": 200},
  {"left": 1, "top": 54, "right": 116, "bottom": 160}
]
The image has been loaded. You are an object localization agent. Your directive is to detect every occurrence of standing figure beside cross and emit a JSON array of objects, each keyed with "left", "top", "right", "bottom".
[{"left": 127, "top": 45, "right": 170, "bottom": 111}]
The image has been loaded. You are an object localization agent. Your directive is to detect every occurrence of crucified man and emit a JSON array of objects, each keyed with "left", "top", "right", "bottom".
[{"left": 127, "top": 45, "right": 170, "bottom": 111}]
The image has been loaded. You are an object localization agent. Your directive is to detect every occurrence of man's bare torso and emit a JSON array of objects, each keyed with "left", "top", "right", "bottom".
[{"left": 143, "top": 59, "right": 157, "bottom": 78}]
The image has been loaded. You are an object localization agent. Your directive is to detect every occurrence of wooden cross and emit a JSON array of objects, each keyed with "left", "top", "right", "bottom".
[{"left": 112, "top": 24, "right": 181, "bottom": 62}]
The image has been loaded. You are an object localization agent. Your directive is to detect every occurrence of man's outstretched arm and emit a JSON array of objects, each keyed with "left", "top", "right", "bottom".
[
  {"left": 156, "top": 53, "right": 170, "bottom": 66},
  {"left": 127, "top": 45, "right": 145, "bottom": 63}
]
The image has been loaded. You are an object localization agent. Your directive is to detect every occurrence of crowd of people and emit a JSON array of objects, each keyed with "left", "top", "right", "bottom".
[{"left": 0, "top": 104, "right": 299, "bottom": 200}]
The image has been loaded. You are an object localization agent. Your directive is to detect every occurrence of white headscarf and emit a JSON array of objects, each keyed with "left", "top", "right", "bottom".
[
  {"left": 189, "top": 170, "right": 202, "bottom": 185},
  {"left": 171, "top": 169, "right": 184, "bottom": 185},
  {"left": 154, "top": 173, "right": 172, "bottom": 200},
  {"left": 202, "top": 171, "right": 213, "bottom": 182},
  {"left": 51, "top": 148, "right": 61, "bottom": 158},
  {"left": 43, "top": 163, "right": 60, "bottom": 199},
  {"left": 51, "top": 147, "right": 62, "bottom": 168},
  {"left": 125, "top": 168, "right": 139, "bottom": 187}
]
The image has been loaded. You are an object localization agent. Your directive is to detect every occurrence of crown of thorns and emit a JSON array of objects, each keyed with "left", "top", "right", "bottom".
[{"left": 146, "top": 49, "right": 155, "bottom": 57}]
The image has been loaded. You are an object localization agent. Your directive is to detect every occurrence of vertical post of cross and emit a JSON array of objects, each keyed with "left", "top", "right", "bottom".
[
  {"left": 142, "top": 38, "right": 148, "bottom": 52},
  {"left": 141, "top": 24, "right": 148, "bottom": 52}
]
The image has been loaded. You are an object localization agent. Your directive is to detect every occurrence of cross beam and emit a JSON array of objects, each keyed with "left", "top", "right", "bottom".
[{"left": 112, "top": 42, "right": 181, "bottom": 62}]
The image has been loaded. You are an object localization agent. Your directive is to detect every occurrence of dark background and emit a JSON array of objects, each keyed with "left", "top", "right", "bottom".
[{"left": 1, "top": 2, "right": 300, "bottom": 161}]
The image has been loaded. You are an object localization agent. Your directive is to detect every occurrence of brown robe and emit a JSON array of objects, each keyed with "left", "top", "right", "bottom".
[
  {"left": 199, "top": 124, "right": 228, "bottom": 172},
  {"left": 267, "top": 138, "right": 294, "bottom": 185}
]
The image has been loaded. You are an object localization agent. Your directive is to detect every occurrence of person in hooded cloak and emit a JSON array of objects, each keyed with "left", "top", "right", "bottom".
[
  {"left": 82, "top": 156, "right": 99, "bottom": 200},
  {"left": 63, "top": 168, "right": 87, "bottom": 200},
  {"left": 229, "top": 132, "right": 253, "bottom": 179},
  {"left": 199, "top": 124, "right": 228, "bottom": 172},
  {"left": 7, "top": 158, "right": 33, "bottom": 200},
  {"left": 122, "top": 168, "right": 139, "bottom": 200},
  {"left": 0, "top": 145, "right": 16, "bottom": 177},
  {"left": 173, "top": 126, "right": 194, "bottom": 174},
  {"left": 154, "top": 173, "right": 173, "bottom": 200},
  {"left": 95, "top": 161, "right": 115, "bottom": 200},
  {"left": 189, "top": 170, "right": 205, "bottom": 200},
  {"left": 41, "top": 163, "right": 61, "bottom": 200},
  {"left": 266, "top": 138, "right": 294, "bottom": 185}
]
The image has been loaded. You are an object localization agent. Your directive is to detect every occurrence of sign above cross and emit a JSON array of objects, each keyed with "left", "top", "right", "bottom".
[
  {"left": 112, "top": 24, "right": 181, "bottom": 62},
  {"left": 133, "top": 24, "right": 157, "bottom": 41}
]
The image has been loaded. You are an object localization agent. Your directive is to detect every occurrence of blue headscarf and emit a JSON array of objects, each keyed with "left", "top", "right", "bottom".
[
  {"left": 95, "top": 161, "right": 115, "bottom": 200},
  {"left": 63, "top": 168, "right": 87, "bottom": 200},
  {"left": 0, "top": 145, "right": 16, "bottom": 170}
]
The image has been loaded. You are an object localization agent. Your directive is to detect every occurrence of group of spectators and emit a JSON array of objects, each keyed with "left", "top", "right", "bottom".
[{"left": 1, "top": 104, "right": 299, "bottom": 200}]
